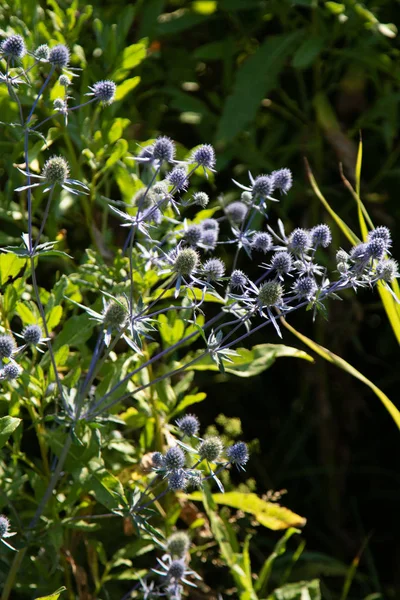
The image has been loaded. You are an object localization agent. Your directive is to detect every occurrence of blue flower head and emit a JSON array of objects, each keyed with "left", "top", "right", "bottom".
[
  {"left": 311, "top": 224, "right": 332, "bottom": 248},
  {"left": 271, "top": 168, "right": 292, "bottom": 194},
  {"left": 164, "top": 446, "right": 185, "bottom": 471},
  {"left": 167, "top": 166, "right": 188, "bottom": 191},
  {"left": 0, "top": 335, "right": 16, "bottom": 359},
  {"left": 176, "top": 414, "right": 200, "bottom": 437},
  {"left": 191, "top": 144, "right": 216, "bottom": 170},
  {"left": 227, "top": 442, "right": 249, "bottom": 468},
  {"left": 49, "top": 44, "right": 70, "bottom": 68},
  {"left": 225, "top": 201, "right": 247, "bottom": 224},
  {"left": 252, "top": 175, "right": 272, "bottom": 198},
  {"left": 87, "top": 80, "right": 116, "bottom": 105},
  {"left": 1, "top": 34, "right": 26, "bottom": 60},
  {"left": 252, "top": 232, "right": 272, "bottom": 254},
  {"left": 153, "top": 136, "right": 175, "bottom": 163}
]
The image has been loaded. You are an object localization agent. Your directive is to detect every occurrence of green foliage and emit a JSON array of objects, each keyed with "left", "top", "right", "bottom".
[{"left": 0, "top": 1, "right": 397, "bottom": 599}]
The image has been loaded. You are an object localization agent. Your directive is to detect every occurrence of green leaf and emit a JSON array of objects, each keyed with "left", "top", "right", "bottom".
[
  {"left": 292, "top": 37, "right": 324, "bottom": 69},
  {"left": 114, "top": 77, "right": 141, "bottom": 102},
  {"left": 0, "top": 416, "right": 22, "bottom": 449},
  {"left": 113, "top": 42, "right": 148, "bottom": 81},
  {"left": 216, "top": 31, "right": 303, "bottom": 142},
  {"left": 190, "top": 491, "right": 306, "bottom": 530},
  {"left": 87, "top": 457, "right": 128, "bottom": 511},
  {"left": 46, "top": 305, "right": 62, "bottom": 330},
  {"left": 0, "top": 253, "right": 25, "bottom": 285},
  {"left": 181, "top": 343, "right": 313, "bottom": 377},
  {"left": 268, "top": 579, "right": 321, "bottom": 600},
  {"left": 170, "top": 392, "right": 206, "bottom": 417},
  {"left": 52, "top": 314, "right": 94, "bottom": 350},
  {"left": 257, "top": 529, "right": 301, "bottom": 594},
  {"left": 34, "top": 587, "right": 67, "bottom": 600}
]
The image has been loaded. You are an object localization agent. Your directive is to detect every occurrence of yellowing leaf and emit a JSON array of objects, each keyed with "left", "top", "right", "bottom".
[
  {"left": 193, "top": 1, "right": 217, "bottom": 15},
  {"left": 183, "top": 343, "right": 313, "bottom": 377},
  {"left": 281, "top": 317, "right": 400, "bottom": 431},
  {"left": 34, "top": 586, "right": 66, "bottom": 600},
  {"left": 189, "top": 491, "right": 306, "bottom": 530}
]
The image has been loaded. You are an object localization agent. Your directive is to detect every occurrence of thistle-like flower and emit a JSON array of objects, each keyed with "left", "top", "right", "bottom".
[
  {"left": 1, "top": 34, "right": 26, "bottom": 61},
  {"left": 86, "top": 80, "right": 116, "bottom": 105},
  {"left": 15, "top": 156, "right": 89, "bottom": 196},
  {"left": 0, "top": 515, "right": 17, "bottom": 551},
  {"left": 48, "top": 44, "right": 70, "bottom": 68}
]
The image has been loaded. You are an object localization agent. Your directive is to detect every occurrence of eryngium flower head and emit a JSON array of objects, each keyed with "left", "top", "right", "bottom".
[
  {"left": 1, "top": 35, "right": 26, "bottom": 60},
  {"left": 252, "top": 175, "right": 272, "bottom": 198},
  {"left": 167, "top": 532, "right": 190, "bottom": 557},
  {"left": 42, "top": 156, "right": 69, "bottom": 186},
  {"left": 366, "top": 238, "right": 386, "bottom": 260},
  {"left": 167, "top": 166, "right": 188, "bottom": 191},
  {"left": 203, "top": 258, "right": 225, "bottom": 281},
  {"left": 49, "top": 44, "right": 70, "bottom": 68},
  {"left": 168, "top": 470, "right": 187, "bottom": 491},
  {"left": 271, "top": 251, "right": 292, "bottom": 274},
  {"left": 252, "top": 232, "right": 272, "bottom": 254},
  {"left": 201, "top": 218, "right": 219, "bottom": 232},
  {"left": 227, "top": 442, "right": 249, "bottom": 467},
  {"left": 133, "top": 187, "right": 155, "bottom": 209},
  {"left": 35, "top": 44, "right": 50, "bottom": 60},
  {"left": 258, "top": 281, "right": 283, "bottom": 307},
  {"left": 89, "top": 80, "right": 116, "bottom": 105},
  {"left": 0, "top": 516, "right": 10, "bottom": 538},
  {"left": 59, "top": 74, "right": 70, "bottom": 87},
  {"left": 23, "top": 325, "right": 42, "bottom": 345},
  {"left": 193, "top": 191, "right": 209, "bottom": 208},
  {"left": 2, "top": 363, "right": 21, "bottom": 380},
  {"left": 368, "top": 226, "right": 391, "bottom": 248},
  {"left": 225, "top": 201, "right": 247, "bottom": 224},
  {"left": 0, "top": 335, "right": 16, "bottom": 359},
  {"left": 53, "top": 97, "right": 66, "bottom": 110},
  {"left": 201, "top": 230, "right": 218, "bottom": 250},
  {"left": 152, "top": 451, "right": 165, "bottom": 468},
  {"left": 174, "top": 248, "right": 199, "bottom": 276},
  {"left": 165, "top": 446, "right": 186, "bottom": 470},
  {"left": 176, "top": 414, "right": 200, "bottom": 437},
  {"left": 184, "top": 224, "right": 202, "bottom": 246},
  {"left": 376, "top": 258, "right": 399, "bottom": 282},
  {"left": 293, "top": 276, "right": 317, "bottom": 298},
  {"left": 336, "top": 249, "right": 349, "bottom": 268},
  {"left": 198, "top": 436, "right": 223, "bottom": 462},
  {"left": 241, "top": 191, "right": 253, "bottom": 204},
  {"left": 289, "top": 228, "right": 311, "bottom": 254},
  {"left": 153, "top": 136, "right": 175, "bottom": 163},
  {"left": 230, "top": 269, "right": 247, "bottom": 289},
  {"left": 350, "top": 243, "right": 367, "bottom": 261},
  {"left": 168, "top": 559, "right": 186, "bottom": 581},
  {"left": 191, "top": 144, "right": 216, "bottom": 169},
  {"left": 103, "top": 299, "right": 127, "bottom": 328},
  {"left": 186, "top": 472, "right": 202, "bottom": 489},
  {"left": 271, "top": 168, "right": 292, "bottom": 194},
  {"left": 311, "top": 224, "right": 332, "bottom": 248}
]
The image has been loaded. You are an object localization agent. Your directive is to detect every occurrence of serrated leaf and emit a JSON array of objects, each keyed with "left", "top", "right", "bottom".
[{"left": 0, "top": 416, "right": 22, "bottom": 449}]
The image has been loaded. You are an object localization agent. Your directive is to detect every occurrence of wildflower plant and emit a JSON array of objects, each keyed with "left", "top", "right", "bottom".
[{"left": 0, "top": 23, "right": 398, "bottom": 600}]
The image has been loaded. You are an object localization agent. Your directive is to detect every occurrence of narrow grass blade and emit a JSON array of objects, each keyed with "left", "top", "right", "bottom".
[{"left": 280, "top": 317, "right": 400, "bottom": 431}]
